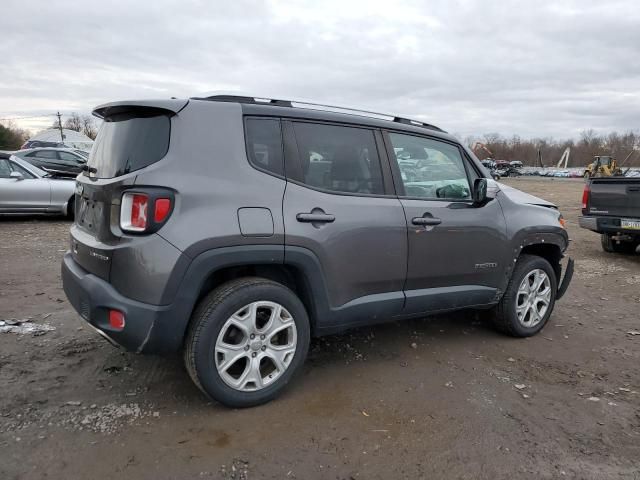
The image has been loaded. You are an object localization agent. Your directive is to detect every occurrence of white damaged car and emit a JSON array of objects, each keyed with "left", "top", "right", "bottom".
[{"left": 0, "top": 152, "right": 76, "bottom": 218}]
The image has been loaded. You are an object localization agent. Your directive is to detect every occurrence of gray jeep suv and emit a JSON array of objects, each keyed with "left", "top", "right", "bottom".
[{"left": 62, "top": 95, "right": 573, "bottom": 407}]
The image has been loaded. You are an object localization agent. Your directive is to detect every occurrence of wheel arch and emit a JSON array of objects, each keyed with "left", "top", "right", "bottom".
[
  {"left": 500, "top": 230, "right": 568, "bottom": 292},
  {"left": 165, "top": 245, "right": 328, "bottom": 351}
]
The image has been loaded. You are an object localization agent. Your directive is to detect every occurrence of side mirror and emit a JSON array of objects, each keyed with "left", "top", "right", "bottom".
[
  {"left": 9, "top": 171, "right": 24, "bottom": 181},
  {"left": 473, "top": 178, "right": 488, "bottom": 204}
]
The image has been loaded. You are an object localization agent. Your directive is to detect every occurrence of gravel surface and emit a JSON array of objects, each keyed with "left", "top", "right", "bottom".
[{"left": 1, "top": 178, "right": 639, "bottom": 479}]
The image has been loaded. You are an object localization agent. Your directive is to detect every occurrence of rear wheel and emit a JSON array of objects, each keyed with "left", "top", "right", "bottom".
[
  {"left": 491, "top": 254, "right": 557, "bottom": 337},
  {"left": 184, "top": 277, "right": 310, "bottom": 408},
  {"left": 601, "top": 234, "right": 639, "bottom": 254}
]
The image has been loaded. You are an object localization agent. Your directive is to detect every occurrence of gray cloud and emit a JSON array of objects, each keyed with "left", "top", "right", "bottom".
[{"left": 2, "top": 0, "right": 639, "bottom": 138}]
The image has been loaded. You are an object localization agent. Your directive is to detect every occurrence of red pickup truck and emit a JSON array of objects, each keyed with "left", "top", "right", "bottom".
[{"left": 579, "top": 177, "right": 640, "bottom": 253}]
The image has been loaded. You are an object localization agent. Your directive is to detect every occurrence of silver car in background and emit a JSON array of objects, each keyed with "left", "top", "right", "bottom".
[{"left": 0, "top": 153, "right": 76, "bottom": 218}]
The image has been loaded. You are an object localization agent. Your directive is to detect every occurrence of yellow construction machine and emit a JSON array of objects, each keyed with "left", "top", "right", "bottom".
[{"left": 584, "top": 155, "right": 623, "bottom": 179}]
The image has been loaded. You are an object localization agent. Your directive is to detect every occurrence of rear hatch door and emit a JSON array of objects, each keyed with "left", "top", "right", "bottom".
[{"left": 71, "top": 101, "right": 182, "bottom": 280}]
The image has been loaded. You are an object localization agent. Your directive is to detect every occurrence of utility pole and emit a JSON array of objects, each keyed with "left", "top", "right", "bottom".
[{"left": 56, "top": 111, "right": 65, "bottom": 142}]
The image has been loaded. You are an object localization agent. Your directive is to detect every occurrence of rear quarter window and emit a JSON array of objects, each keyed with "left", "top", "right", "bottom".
[
  {"left": 88, "top": 109, "right": 171, "bottom": 178},
  {"left": 244, "top": 118, "right": 284, "bottom": 176}
]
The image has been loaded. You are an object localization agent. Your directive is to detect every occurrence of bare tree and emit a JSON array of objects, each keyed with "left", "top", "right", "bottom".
[
  {"left": 64, "top": 112, "right": 83, "bottom": 132},
  {"left": 81, "top": 115, "right": 97, "bottom": 140}
]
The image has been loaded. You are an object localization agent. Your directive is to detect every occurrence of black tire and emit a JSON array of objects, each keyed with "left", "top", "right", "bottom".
[
  {"left": 491, "top": 254, "right": 557, "bottom": 337},
  {"left": 184, "top": 277, "right": 310, "bottom": 408},
  {"left": 66, "top": 196, "right": 75, "bottom": 220},
  {"left": 601, "top": 234, "right": 639, "bottom": 254}
]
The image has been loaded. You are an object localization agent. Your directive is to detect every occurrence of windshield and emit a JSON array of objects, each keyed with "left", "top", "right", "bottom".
[{"left": 88, "top": 108, "right": 171, "bottom": 178}]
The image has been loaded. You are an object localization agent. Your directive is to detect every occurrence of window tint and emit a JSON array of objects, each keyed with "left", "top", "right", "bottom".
[
  {"left": 389, "top": 133, "right": 471, "bottom": 200},
  {"left": 245, "top": 118, "right": 284, "bottom": 176},
  {"left": 88, "top": 109, "right": 170, "bottom": 179},
  {"left": 34, "top": 150, "right": 58, "bottom": 159},
  {"left": 293, "top": 122, "right": 384, "bottom": 195}
]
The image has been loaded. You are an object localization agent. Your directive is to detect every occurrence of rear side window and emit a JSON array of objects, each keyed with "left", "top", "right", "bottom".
[
  {"left": 34, "top": 150, "right": 58, "bottom": 159},
  {"left": 293, "top": 122, "right": 384, "bottom": 195},
  {"left": 245, "top": 118, "right": 284, "bottom": 176},
  {"left": 88, "top": 108, "right": 171, "bottom": 178}
]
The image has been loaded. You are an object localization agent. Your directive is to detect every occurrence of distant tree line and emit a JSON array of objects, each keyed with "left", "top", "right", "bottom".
[
  {"left": 463, "top": 130, "right": 640, "bottom": 168},
  {"left": 0, "top": 122, "right": 29, "bottom": 150}
]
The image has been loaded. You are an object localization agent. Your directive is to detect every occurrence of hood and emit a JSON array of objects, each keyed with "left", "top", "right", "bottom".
[{"left": 497, "top": 182, "right": 557, "bottom": 209}]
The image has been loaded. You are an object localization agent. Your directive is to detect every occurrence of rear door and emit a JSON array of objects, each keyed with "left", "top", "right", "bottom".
[
  {"left": 57, "top": 151, "right": 85, "bottom": 176},
  {"left": 72, "top": 106, "right": 173, "bottom": 280},
  {"left": 282, "top": 121, "right": 407, "bottom": 326},
  {"left": 384, "top": 131, "right": 508, "bottom": 314},
  {"left": 31, "top": 150, "right": 63, "bottom": 174}
]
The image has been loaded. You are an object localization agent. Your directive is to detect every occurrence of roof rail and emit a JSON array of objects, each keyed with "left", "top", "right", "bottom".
[{"left": 191, "top": 93, "right": 444, "bottom": 132}]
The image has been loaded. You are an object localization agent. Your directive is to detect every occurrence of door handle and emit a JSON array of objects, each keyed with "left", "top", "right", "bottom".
[
  {"left": 296, "top": 212, "right": 336, "bottom": 223},
  {"left": 412, "top": 216, "right": 442, "bottom": 226}
]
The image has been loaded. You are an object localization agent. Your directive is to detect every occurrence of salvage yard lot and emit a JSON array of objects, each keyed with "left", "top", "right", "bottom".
[{"left": 1, "top": 177, "right": 639, "bottom": 479}]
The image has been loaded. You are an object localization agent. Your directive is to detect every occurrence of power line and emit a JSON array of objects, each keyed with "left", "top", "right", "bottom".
[{"left": 0, "top": 114, "right": 58, "bottom": 121}]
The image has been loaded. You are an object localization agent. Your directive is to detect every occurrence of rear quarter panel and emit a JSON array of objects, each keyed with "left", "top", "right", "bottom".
[
  {"left": 133, "top": 100, "right": 286, "bottom": 257},
  {"left": 49, "top": 178, "right": 75, "bottom": 212}
]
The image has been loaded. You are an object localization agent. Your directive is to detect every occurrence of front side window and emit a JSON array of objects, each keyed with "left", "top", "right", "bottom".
[
  {"left": 293, "top": 122, "right": 384, "bottom": 195},
  {"left": 245, "top": 118, "right": 284, "bottom": 176},
  {"left": 9, "top": 161, "right": 35, "bottom": 178},
  {"left": 389, "top": 133, "right": 471, "bottom": 200}
]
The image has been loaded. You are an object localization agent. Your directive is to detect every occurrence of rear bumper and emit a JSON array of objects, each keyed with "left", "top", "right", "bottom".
[
  {"left": 61, "top": 252, "right": 182, "bottom": 353},
  {"left": 578, "top": 216, "right": 598, "bottom": 232},
  {"left": 579, "top": 215, "right": 640, "bottom": 236}
]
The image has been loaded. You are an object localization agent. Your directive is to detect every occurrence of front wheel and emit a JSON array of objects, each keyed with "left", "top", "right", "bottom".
[
  {"left": 184, "top": 277, "right": 310, "bottom": 408},
  {"left": 66, "top": 195, "right": 75, "bottom": 220},
  {"left": 491, "top": 255, "right": 557, "bottom": 337}
]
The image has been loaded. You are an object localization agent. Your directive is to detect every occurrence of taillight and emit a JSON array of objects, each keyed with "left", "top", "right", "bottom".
[
  {"left": 121, "top": 193, "right": 149, "bottom": 232},
  {"left": 154, "top": 198, "right": 171, "bottom": 223},
  {"left": 120, "top": 191, "right": 173, "bottom": 233},
  {"left": 581, "top": 184, "right": 590, "bottom": 211}
]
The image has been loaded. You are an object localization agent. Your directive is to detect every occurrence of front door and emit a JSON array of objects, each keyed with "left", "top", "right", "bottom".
[
  {"left": 384, "top": 131, "right": 508, "bottom": 314},
  {"left": 0, "top": 159, "right": 50, "bottom": 212},
  {"left": 282, "top": 121, "right": 407, "bottom": 328}
]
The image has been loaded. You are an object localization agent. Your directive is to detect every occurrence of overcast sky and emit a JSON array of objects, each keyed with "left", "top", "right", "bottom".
[{"left": 2, "top": 0, "right": 639, "bottom": 139}]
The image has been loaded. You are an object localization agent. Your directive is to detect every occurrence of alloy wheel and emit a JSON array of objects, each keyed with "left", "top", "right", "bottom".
[
  {"left": 214, "top": 301, "right": 297, "bottom": 392},
  {"left": 515, "top": 269, "right": 552, "bottom": 328}
]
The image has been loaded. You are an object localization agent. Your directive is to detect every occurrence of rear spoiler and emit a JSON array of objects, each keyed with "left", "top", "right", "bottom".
[{"left": 93, "top": 99, "right": 189, "bottom": 119}]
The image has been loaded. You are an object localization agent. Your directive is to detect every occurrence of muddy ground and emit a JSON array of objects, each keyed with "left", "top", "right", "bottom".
[{"left": 1, "top": 177, "right": 639, "bottom": 479}]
